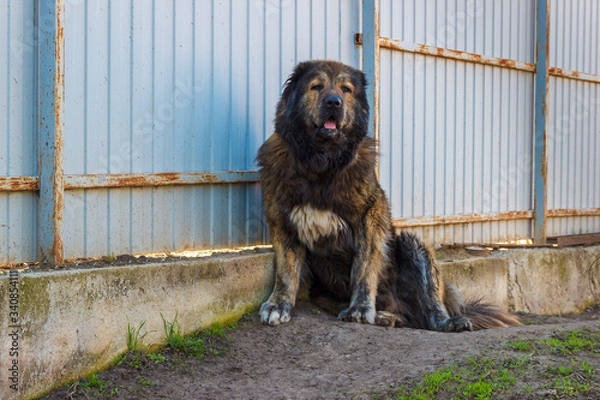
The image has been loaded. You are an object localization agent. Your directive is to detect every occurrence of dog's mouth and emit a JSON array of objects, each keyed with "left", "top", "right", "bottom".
[
  {"left": 323, "top": 118, "right": 337, "bottom": 131},
  {"left": 317, "top": 115, "right": 344, "bottom": 139}
]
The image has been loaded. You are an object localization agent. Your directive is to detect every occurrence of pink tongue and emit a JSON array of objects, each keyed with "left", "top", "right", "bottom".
[{"left": 324, "top": 120, "right": 337, "bottom": 130}]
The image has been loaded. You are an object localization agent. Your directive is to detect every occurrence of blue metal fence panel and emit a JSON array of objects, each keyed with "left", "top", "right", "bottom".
[
  {"left": 61, "top": 0, "right": 361, "bottom": 259},
  {"left": 549, "top": 0, "right": 600, "bottom": 75},
  {"left": 380, "top": 50, "right": 534, "bottom": 243},
  {"left": 378, "top": 0, "right": 535, "bottom": 244},
  {"left": 547, "top": 77, "right": 600, "bottom": 236},
  {"left": 0, "top": 0, "right": 38, "bottom": 264},
  {"left": 3, "top": 0, "right": 600, "bottom": 265},
  {"left": 547, "top": 0, "right": 600, "bottom": 236},
  {"left": 380, "top": 0, "right": 535, "bottom": 63}
]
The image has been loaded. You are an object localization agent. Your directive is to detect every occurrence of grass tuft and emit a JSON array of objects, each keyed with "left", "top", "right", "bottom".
[
  {"left": 126, "top": 319, "right": 149, "bottom": 352},
  {"left": 162, "top": 313, "right": 207, "bottom": 358}
]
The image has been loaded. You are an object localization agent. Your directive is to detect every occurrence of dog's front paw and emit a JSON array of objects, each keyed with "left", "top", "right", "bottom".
[
  {"left": 338, "top": 303, "right": 376, "bottom": 324},
  {"left": 259, "top": 300, "right": 293, "bottom": 326},
  {"left": 441, "top": 316, "right": 473, "bottom": 332}
]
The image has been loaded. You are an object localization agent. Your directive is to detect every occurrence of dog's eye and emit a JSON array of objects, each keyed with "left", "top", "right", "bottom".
[
  {"left": 341, "top": 86, "right": 353, "bottom": 94},
  {"left": 311, "top": 84, "right": 324, "bottom": 91}
]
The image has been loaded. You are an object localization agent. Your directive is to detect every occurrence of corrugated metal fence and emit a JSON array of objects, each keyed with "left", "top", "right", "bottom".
[
  {"left": 369, "top": 0, "right": 600, "bottom": 245},
  {"left": 1, "top": 0, "right": 598, "bottom": 266}
]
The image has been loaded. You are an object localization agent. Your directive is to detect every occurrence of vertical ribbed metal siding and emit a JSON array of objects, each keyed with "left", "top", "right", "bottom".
[
  {"left": 549, "top": 0, "right": 600, "bottom": 75},
  {"left": 3, "top": 1, "right": 599, "bottom": 265},
  {"left": 547, "top": 0, "right": 600, "bottom": 237},
  {"left": 378, "top": 0, "right": 535, "bottom": 244},
  {"left": 62, "top": 0, "right": 361, "bottom": 259},
  {"left": 0, "top": 0, "right": 38, "bottom": 263},
  {"left": 379, "top": 0, "right": 535, "bottom": 63}
]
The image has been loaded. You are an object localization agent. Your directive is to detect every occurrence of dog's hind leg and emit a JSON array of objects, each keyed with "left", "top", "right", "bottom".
[{"left": 393, "top": 232, "right": 472, "bottom": 332}]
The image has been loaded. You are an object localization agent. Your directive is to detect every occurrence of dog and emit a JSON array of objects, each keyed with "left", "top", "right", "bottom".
[{"left": 257, "top": 60, "right": 520, "bottom": 331}]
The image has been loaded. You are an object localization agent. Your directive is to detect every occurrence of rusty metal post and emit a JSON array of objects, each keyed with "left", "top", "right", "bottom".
[
  {"left": 533, "top": 0, "right": 549, "bottom": 244},
  {"left": 38, "top": 0, "right": 65, "bottom": 265},
  {"left": 362, "top": 0, "right": 379, "bottom": 142}
]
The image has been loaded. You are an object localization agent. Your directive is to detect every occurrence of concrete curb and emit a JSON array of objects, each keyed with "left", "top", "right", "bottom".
[
  {"left": 439, "top": 245, "right": 600, "bottom": 315},
  {"left": 0, "top": 251, "right": 274, "bottom": 400},
  {"left": 1, "top": 245, "right": 599, "bottom": 399}
]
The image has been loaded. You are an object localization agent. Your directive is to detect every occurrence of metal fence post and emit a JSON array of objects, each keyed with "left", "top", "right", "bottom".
[
  {"left": 362, "top": 0, "right": 379, "bottom": 141},
  {"left": 38, "top": 0, "right": 65, "bottom": 265},
  {"left": 533, "top": 0, "right": 549, "bottom": 244}
]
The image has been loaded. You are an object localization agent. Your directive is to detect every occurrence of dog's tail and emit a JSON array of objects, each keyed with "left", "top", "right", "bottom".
[
  {"left": 394, "top": 231, "right": 520, "bottom": 331},
  {"left": 442, "top": 283, "right": 521, "bottom": 330}
]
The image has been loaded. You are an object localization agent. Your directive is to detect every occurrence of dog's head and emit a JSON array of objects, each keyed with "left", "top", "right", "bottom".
[{"left": 275, "top": 60, "right": 370, "bottom": 156}]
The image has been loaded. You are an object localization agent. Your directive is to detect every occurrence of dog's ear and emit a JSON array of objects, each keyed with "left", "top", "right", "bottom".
[
  {"left": 275, "top": 61, "right": 316, "bottom": 133},
  {"left": 278, "top": 61, "right": 314, "bottom": 110}
]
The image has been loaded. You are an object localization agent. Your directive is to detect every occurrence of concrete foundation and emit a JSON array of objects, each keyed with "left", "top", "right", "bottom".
[
  {"left": 438, "top": 245, "right": 600, "bottom": 315},
  {"left": 0, "top": 245, "right": 599, "bottom": 400},
  {"left": 0, "top": 251, "right": 274, "bottom": 400}
]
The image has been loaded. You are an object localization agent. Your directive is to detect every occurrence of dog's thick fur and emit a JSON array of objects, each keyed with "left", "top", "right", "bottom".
[{"left": 257, "top": 60, "right": 519, "bottom": 331}]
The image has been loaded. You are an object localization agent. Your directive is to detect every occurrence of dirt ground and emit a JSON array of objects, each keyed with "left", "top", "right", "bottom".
[{"left": 40, "top": 301, "right": 600, "bottom": 400}]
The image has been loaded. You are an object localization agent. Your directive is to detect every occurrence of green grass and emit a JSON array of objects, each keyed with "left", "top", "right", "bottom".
[
  {"left": 556, "top": 365, "right": 574, "bottom": 377},
  {"left": 553, "top": 377, "right": 590, "bottom": 396},
  {"left": 138, "top": 376, "right": 153, "bottom": 388},
  {"left": 206, "top": 322, "right": 227, "bottom": 338},
  {"left": 542, "top": 330, "right": 597, "bottom": 355},
  {"left": 126, "top": 319, "right": 149, "bottom": 352},
  {"left": 580, "top": 361, "right": 595, "bottom": 377},
  {"left": 51, "top": 315, "right": 240, "bottom": 399},
  {"left": 508, "top": 329, "right": 600, "bottom": 356},
  {"left": 148, "top": 353, "right": 166, "bottom": 364},
  {"left": 76, "top": 373, "right": 112, "bottom": 398},
  {"left": 162, "top": 313, "right": 207, "bottom": 357},
  {"left": 505, "top": 339, "right": 532, "bottom": 352},
  {"left": 82, "top": 373, "right": 105, "bottom": 391},
  {"left": 160, "top": 315, "right": 235, "bottom": 358},
  {"left": 462, "top": 380, "right": 493, "bottom": 399},
  {"left": 389, "top": 330, "right": 600, "bottom": 400},
  {"left": 128, "top": 351, "right": 144, "bottom": 369}
]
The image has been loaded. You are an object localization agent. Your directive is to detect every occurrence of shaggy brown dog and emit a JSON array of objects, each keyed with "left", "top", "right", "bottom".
[{"left": 257, "top": 60, "right": 519, "bottom": 331}]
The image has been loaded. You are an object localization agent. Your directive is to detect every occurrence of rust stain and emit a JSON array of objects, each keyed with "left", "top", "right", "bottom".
[
  {"left": 378, "top": 37, "right": 535, "bottom": 73},
  {"left": 498, "top": 59, "right": 517, "bottom": 69},
  {"left": 52, "top": 0, "right": 66, "bottom": 266},
  {"left": 442, "top": 242, "right": 555, "bottom": 249},
  {"left": 468, "top": 52, "right": 482, "bottom": 63},
  {"left": 119, "top": 174, "right": 150, "bottom": 187},
  {"left": 547, "top": 208, "right": 600, "bottom": 218},
  {"left": 63, "top": 172, "right": 261, "bottom": 190},
  {"left": 199, "top": 172, "right": 219, "bottom": 184},
  {"left": 0, "top": 177, "right": 39, "bottom": 192},
  {"left": 547, "top": 67, "right": 599, "bottom": 83},
  {"left": 548, "top": 67, "right": 563, "bottom": 76},
  {"left": 396, "top": 208, "right": 600, "bottom": 229},
  {"left": 393, "top": 211, "right": 533, "bottom": 228}
]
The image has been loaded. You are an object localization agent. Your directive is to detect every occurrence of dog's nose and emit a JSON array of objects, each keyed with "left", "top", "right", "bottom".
[{"left": 325, "top": 95, "right": 343, "bottom": 108}]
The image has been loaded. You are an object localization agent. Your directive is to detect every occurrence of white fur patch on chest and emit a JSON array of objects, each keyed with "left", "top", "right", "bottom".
[{"left": 289, "top": 204, "right": 348, "bottom": 249}]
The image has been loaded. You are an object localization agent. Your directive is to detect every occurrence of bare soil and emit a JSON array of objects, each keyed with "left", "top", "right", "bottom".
[{"left": 40, "top": 302, "right": 600, "bottom": 400}]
